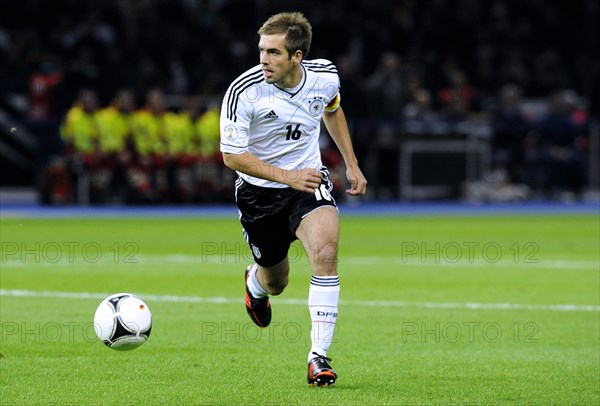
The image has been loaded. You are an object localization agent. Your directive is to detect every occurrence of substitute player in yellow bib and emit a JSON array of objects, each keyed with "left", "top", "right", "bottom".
[{"left": 220, "top": 12, "right": 367, "bottom": 386}]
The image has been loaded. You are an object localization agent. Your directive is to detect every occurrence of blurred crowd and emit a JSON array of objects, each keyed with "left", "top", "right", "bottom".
[
  {"left": 42, "top": 88, "right": 229, "bottom": 204},
  {"left": 1, "top": 0, "right": 597, "bottom": 203}
]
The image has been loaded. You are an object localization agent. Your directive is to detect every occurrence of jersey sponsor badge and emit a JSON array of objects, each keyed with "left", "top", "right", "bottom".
[{"left": 263, "top": 110, "right": 278, "bottom": 119}]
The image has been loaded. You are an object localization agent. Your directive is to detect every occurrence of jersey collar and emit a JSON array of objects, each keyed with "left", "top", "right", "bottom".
[{"left": 274, "top": 64, "right": 306, "bottom": 98}]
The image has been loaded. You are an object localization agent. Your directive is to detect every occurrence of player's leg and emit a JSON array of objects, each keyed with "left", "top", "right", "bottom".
[
  {"left": 246, "top": 256, "right": 289, "bottom": 301},
  {"left": 296, "top": 206, "right": 340, "bottom": 386},
  {"left": 254, "top": 257, "right": 290, "bottom": 296},
  {"left": 244, "top": 257, "right": 289, "bottom": 327},
  {"left": 237, "top": 180, "right": 297, "bottom": 327},
  {"left": 245, "top": 258, "right": 292, "bottom": 328},
  {"left": 295, "top": 206, "right": 339, "bottom": 276}
]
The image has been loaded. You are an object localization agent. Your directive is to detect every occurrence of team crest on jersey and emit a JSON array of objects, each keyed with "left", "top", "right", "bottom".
[
  {"left": 308, "top": 98, "right": 325, "bottom": 117},
  {"left": 224, "top": 124, "right": 239, "bottom": 140}
]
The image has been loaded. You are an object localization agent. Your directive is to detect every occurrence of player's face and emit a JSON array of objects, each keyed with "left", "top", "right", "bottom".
[{"left": 259, "top": 34, "right": 302, "bottom": 88}]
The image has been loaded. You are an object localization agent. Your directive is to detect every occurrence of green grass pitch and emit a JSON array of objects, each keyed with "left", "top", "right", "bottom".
[{"left": 1, "top": 211, "right": 598, "bottom": 405}]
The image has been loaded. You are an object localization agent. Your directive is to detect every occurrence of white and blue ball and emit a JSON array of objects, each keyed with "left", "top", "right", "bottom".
[{"left": 94, "top": 293, "right": 152, "bottom": 351}]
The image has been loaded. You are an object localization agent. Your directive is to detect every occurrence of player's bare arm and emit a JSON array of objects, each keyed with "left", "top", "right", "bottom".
[
  {"left": 322, "top": 106, "right": 368, "bottom": 195},
  {"left": 222, "top": 151, "right": 322, "bottom": 193}
]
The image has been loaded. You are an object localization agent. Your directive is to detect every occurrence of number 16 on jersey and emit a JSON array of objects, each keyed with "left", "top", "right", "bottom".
[{"left": 285, "top": 124, "right": 302, "bottom": 141}]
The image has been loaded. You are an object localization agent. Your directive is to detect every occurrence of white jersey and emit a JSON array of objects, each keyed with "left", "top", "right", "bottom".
[{"left": 220, "top": 59, "right": 340, "bottom": 188}]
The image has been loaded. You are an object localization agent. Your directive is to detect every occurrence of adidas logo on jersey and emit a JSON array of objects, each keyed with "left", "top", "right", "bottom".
[{"left": 263, "top": 110, "right": 278, "bottom": 119}]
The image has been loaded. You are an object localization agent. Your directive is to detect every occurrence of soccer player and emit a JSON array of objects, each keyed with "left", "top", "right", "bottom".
[{"left": 220, "top": 12, "right": 367, "bottom": 386}]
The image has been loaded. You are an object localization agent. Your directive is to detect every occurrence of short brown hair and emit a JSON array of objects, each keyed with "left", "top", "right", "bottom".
[{"left": 258, "top": 12, "right": 312, "bottom": 58}]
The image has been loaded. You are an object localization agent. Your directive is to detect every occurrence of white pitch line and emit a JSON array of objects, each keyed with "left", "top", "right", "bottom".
[
  {"left": 1, "top": 254, "right": 597, "bottom": 270},
  {"left": 137, "top": 254, "right": 600, "bottom": 269},
  {"left": 1, "top": 289, "right": 598, "bottom": 313}
]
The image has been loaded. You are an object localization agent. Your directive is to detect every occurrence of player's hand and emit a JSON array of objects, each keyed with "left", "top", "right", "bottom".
[
  {"left": 345, "top": 166, "right": 367, "bottom": 196},
  {"left": 286, "top": 168, "right": 322, "bottom": 193}
]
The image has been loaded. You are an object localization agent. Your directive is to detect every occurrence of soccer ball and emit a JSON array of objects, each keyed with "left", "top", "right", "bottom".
[{"left": 94, "top": 293, "right": 152, "bottom": 351}]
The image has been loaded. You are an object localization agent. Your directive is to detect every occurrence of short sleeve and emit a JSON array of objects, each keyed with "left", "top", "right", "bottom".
[
  {"left": 308, "top": 58, "right": 341, "bottom": 112},
  {"left": 220, "top": 88, "right": 251, "bottom": 154}
]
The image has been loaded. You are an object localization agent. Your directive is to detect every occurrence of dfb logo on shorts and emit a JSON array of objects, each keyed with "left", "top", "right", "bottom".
[{"left": 251, "top": 244, "right": 262, "bottom": 259}]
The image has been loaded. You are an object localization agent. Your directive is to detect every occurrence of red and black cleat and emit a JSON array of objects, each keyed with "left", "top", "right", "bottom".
[
  {"left": 244, "top": 265, "right": 271, "bottom": 327},
  {"left": 307, "top": 352, "right": 337, "bottom": 386}
]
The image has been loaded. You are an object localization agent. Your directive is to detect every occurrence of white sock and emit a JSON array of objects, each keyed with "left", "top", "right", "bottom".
[
  {"left": 246, "top": 264, "right": 268, "bottom": 298},
  {"left": 308, "top": 275, "right": 340, "bottom": 362}
]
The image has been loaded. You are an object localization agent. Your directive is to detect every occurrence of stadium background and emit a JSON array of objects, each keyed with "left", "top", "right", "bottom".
[
  {"left": 0, "top": 0, "right": 598, "bottom": 204},
  {"left": 1, "top": 2, "right": 599, "bottom": 404}
]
